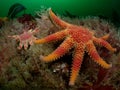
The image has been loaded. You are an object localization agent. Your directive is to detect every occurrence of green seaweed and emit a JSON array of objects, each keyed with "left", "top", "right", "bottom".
[{"left": 8, "top": 3, "right": 26, "bottom": 18}]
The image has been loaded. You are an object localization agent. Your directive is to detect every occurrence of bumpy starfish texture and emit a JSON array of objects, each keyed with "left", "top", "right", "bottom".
[
  {"left": 34, "top": 9, "right": 116, "bottom": 86},
  {"left": 9, "top": 28, "right": 39, "bottom": 50}
]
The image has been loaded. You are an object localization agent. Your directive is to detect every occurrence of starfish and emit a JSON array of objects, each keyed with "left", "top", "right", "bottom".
[
  {"left": 8, "top": 28, "right": 39, "bottom": 50},
  {"left": 34, "top": 9, "right": 116, "bottom": 86}
]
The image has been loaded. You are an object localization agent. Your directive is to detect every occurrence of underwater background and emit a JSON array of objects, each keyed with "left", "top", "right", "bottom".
[
  {"left": 0, "top": 0, "right": 120, "bottom": 19},
  {"left": 0, "top": 0, "right": 120, "bottom": 90}
]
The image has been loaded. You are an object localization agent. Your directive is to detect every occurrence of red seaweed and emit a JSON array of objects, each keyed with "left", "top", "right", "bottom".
[{"left": 78, "top": 67, "right": 115, "bottom": 90}]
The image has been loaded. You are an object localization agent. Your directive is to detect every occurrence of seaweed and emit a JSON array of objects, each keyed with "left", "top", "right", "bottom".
[
  {"left": 78, "top": 68, "right": 115, "bottom": 90},
  {"left": 63, "top": 10, "right": 78, "bottom": 18},
  {"left": 8, "top": 3, "right": 26, "bottom": 18}
]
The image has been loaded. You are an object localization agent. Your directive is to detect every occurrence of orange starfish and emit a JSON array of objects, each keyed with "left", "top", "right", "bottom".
[{"left": 34, "top": 9, "right": 116, "bottom": 86}]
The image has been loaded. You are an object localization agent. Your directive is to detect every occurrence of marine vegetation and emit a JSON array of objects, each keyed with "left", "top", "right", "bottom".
[
  {"left": 0, "top": 17, "right": 8, "bottom": 28},
  {"left": 0, "top": 8, "right": 120, "bottom": 90},
  {"left": 7, "top": 3, "right": 26, "bottom": 18},
  {"left": 17, "top": 14, "right": 36, "bottom": 30}
]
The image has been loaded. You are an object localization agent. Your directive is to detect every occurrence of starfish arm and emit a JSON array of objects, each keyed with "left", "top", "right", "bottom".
[
  {"left": 86, "top": 41, "right": 112, "bottom": 69},
  {"left": 23, "top": 41, "right": 28, "bottom": 50},
  {"left": 31, "top": 27, "right": 40, "bottom": 34},
  {"left": 93, "top": 37, "right": 116, "bottom": 52},
  {"left": 34, "top": 29, "right": 68, "bottom": 44},
  {"left": 29, "top": 40, "right": 33, "bottom": 45},
  {"left": 8, "top": 35, "right": 20, "bottom": 40},
  {"left": 40, "top": 37, "right": 74, "bottom": 62},
  {"left": 17, "top": 42, "right": 23, "bottom": 50},
  {"left": 69, "top": 43, "right": 85, "bottom": 86},
  {"left": 29, "top": 36, "right": 37, "bottom": 45},
  {"left": 100, "top": 34, "right": 110, "bottom": 40},
  {"left": 49, "top": 8, "right": 70, "bottom": 28}
]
